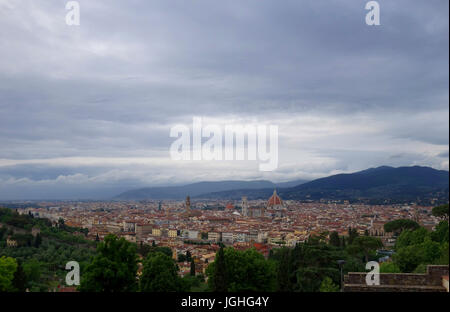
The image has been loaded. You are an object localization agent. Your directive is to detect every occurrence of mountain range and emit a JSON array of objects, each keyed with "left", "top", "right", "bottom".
[
  {"left": 115, "top": 179, "right": 309, "bottom": 200},
  {"left": 115, "top": 166, "right": 449, "bottom": 204}
]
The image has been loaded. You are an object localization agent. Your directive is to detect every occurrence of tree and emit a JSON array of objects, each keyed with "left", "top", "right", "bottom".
[
  {"left": 432, "top": 204, "right": 449, "bottom": 221},
  {"left": 270, "top": 247, "right": 294, "bottom": 292},
  {"left": 347, "top": 227, "right": 359, "bottom": 245},
  {"left": 384, "top": 219, "right": 420, "bottom": 235},
  {"left": 210, "top": 247, "right": 228, "bottom": 292},
  {"left": 393, "top": 237, "right": 441, "bottom": 272},
  {"left": 341, "top": 236, "right": 346, "bottom": 248},
  {"left": 319, "top": 277, "right": 339, "bottom": 292},
  {"left": 22, "top": 259, "right": 41, "bottom": 286},
  {"left": 34, "top": 233, "right": 42, "bottom": 248},
  {"left": 0, "top": 256, "right": 17, "bottom": 292},
  {"left": 395, "top": 227, "right": 428, "bottom": 249},
  {"left": 186, "top": 250, "right": 192, "bottom": 262},
  {"left": 153, "top": 246, "right": 173, "bottom": 258},
  {"left": 58, "top": 218, "right": 65, "bottom": 229},
  {"left": 329, "top": 231, "right": 341, "bottom": 247},
  {"left": 79, "top": 234, "right": 138, "bottom": 292},
  {"left": 207, "top": 247, "right": 276, "bottom": 292},
  {"left": 95, "top": 233, "right": 100, "bottom": 242},
  {"left": 178, "top": 253, "right": 187, "bottom": 262},
  {"left": 12, "top": 260, "right": 27, "bottom": 292},
  {"left": 140, "top": 252, "right": 185, "bottom": 292},
  {"left": 379, "top": 262, "right": 401, "bottom": 273},
  {"left": 431, "top": 221, "right": 449, "bottom": 243},
  {"left": 392, "top": 225, "right": 448, "bottom": 272},
  {"left": 190, "top": 259, "right": 196, "bottom": 276},
  {"left": 348, "top": 236, "right": 383, "bottom": 263}
]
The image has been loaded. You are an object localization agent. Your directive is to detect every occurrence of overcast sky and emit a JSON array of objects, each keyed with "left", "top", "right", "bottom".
[{"left": 0, "top": 0, "right": 448, "bottom": 199}]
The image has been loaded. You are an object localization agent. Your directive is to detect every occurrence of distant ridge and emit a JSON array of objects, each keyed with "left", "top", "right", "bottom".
[
  {"left": 195, "top": 166, "right": 449, "bottom": 204},
  {"left": 114, "top": 179, "right": 308, "bottom": 200}
]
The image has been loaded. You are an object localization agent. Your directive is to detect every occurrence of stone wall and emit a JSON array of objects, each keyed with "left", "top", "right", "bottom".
[{"left": 344, "top": 265, "right": 449, "bottom": 292}]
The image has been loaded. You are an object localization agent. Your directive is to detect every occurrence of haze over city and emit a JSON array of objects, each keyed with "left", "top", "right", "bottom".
[{"left": 0, "top": 0, "right": 448, "bottom": 199}]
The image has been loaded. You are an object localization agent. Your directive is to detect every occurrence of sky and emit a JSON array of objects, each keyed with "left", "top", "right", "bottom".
[{"left": 0, "top": 0, "right": 448, "bottom": 200}]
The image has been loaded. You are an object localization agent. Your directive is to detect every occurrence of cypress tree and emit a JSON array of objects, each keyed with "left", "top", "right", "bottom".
[
  {"left": 276, "top": 248, "right": 293, "bottom": 291},
  {"left": 34, "top": 233, "right": 42, "bottom": 248},
  {"left": 329, "top": 231, "right": 341, "bottom": 247},
  {"left": 186, "top": 250, "right": 192, "bottom": 262},
  {"left": 12, "top": 261, "right": 27, "bottom": 292},
  {"left": 190, "top": 259, "right": 196, "bottom": 276},
  {"left": 213, "top": 247, "right": 228, "bottom": 292}
]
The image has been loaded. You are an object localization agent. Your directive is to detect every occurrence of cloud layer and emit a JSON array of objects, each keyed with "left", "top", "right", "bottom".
[{"left": 0, "top": 0, "right": 448, "bottom": 199}]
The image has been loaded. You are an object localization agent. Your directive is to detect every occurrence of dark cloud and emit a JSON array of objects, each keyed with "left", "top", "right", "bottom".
[{"left": 0, "top": 0, "right": 448, "bottom": 199}]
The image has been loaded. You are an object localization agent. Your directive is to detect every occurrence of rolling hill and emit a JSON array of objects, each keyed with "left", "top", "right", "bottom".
[
  {"left": 195, "top": 166, "right": 449, "bottom": 204},
  {"left": 115, "top": 179, "right": 308, "bottom": 200}
]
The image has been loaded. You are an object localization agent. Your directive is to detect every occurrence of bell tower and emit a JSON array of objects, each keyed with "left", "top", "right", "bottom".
[
  {"left": 186, "top": 196, "right": 191, "bottom": 213},
  {"left": 241, "top": 196, "right": 248, "bottom": 217}
]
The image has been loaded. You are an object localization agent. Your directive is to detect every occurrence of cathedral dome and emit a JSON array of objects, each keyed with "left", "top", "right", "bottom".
[
  {"left": 226, "top": 203, "right": 234, "bottom": 210},
  {"left": 268, "top": 189, "right": 283, "bottom": 207}
]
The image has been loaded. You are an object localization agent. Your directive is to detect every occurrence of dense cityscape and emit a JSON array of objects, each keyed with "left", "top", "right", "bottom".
[
  {"left": 10, "top": 194, "right": 441, "bottom": 264},
  {"left": 1, "top": 189, "right": 448, "bottom": 293}
]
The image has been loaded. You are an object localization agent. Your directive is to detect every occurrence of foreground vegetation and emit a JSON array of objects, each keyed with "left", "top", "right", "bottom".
[{"left": 0, "top": 204, "right": 448, "bottom": 292}]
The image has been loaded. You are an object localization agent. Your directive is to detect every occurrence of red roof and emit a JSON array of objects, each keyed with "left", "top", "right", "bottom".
[{"left": 268, "top": 190, "right": 283, "bottom": 206}]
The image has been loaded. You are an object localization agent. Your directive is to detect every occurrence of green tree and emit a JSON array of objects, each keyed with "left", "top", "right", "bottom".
[
  {"left": 34, "top": 233, "right": 42, "bottom": 248},
  {"left": 432, "top": 204, "right": 449, "bottom": 221},
  {"left": 58, "top": 218, "right": 65, "bottom": 229},
  {"left": 153, "top": 246, "right": 173, "bottom": 258},
  {"left": 319, "top": 276, "right": 339, "bottom": 292},
  {"left": 210, "top": 246, "right": 228, "bottom": 292},
  {"left": 0, "top": 256, "right": 17, "bottom": 292},
  {"left": 190, "top": 259, "right": 196, "bottom": 276},
  {"left": 379, "top": 262, "right": 401, "bottom": 273},
  {"left": 186, "top": 250, "right": 192, "bottom": 262},
  {"left": 395, "top": 227, "right": 429, "bottom": 249},
  {"left": 431, "top": 221, "right": 449, "bottom": 243},
  {"left": 329, "top": 231, "right": 341, "bottom": 248},
  {"left": 23, "top": 259, "right": 41, "bottom": 285},
  {"left": 384, "top": 219, "right": 420, "bottom": 235},
  {"left": 272, "top": 247, "right": 294, "bottom": 292},
  {"left": 140, "top": 252, "right": 185, "bottom": 292},
  {"left": 393, "top": 237, "right": 440, "bottom": 272},
  {"left": 12, "top": 260, "right": 27, "bottom": 292},
  {"left": 207, "top": 247, "right": 276, "bottom": 292},
  {"left": 79, "top": 234, "right": 138, "bottom": 292},
  {"left": 437, "top": 242, "right": 449, "bottom": 265},
  {"left": 347, "top": 227, "right": 359, "bottom": 245},
  {"left": 348, "top": 236, "right": 383, "bottom": 263}
]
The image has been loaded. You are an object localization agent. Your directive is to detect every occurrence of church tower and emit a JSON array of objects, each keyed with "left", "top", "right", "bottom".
[
  {"left": 241, "top": 196, "right": 248, "bottom": 217},
  {"left": 186, "top": 196, "right": 191, "bottom": 213}
]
